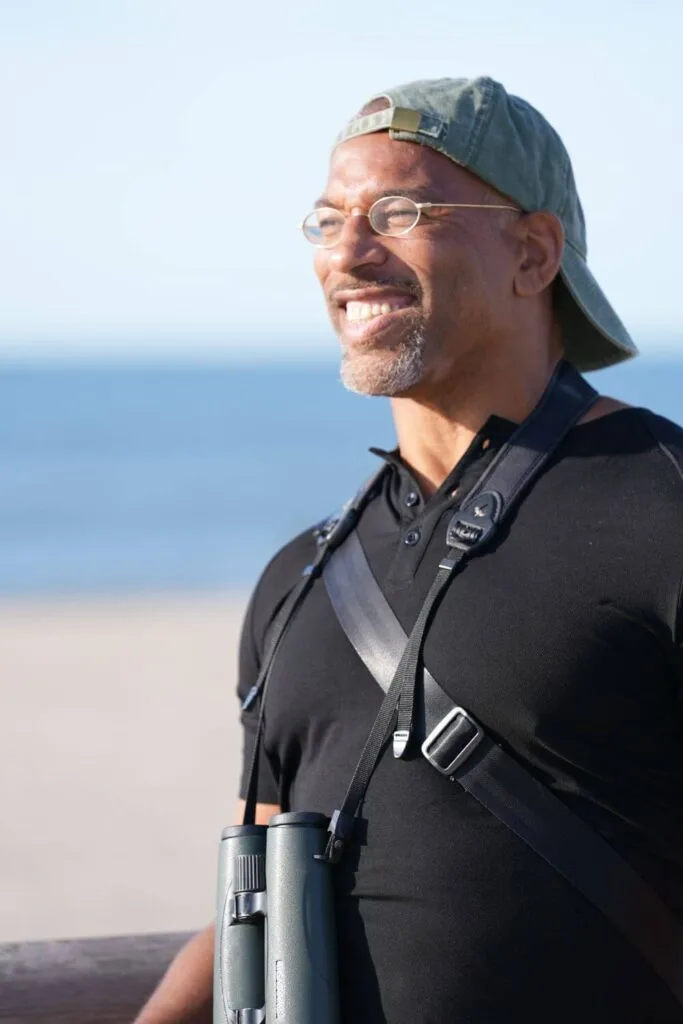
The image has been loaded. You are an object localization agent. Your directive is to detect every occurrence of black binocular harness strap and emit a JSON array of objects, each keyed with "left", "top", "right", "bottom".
[
  {"left": 322, "top": 398, "right": 683, "bottom": 1004},
  {"left": 242, "top": 360, "right": 591, "bottom": 829},
  {"left": 241, "top": 464, "right": 390, "bottom": 828}
]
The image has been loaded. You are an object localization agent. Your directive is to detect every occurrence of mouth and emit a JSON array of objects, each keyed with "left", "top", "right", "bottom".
[{"left": 335, "top": 291, "right": 419, "bottom": 344}]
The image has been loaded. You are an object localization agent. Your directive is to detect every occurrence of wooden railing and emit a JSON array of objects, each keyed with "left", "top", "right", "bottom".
[{"left": 0, "top": 931, "right": 191, "bottom": 1023}]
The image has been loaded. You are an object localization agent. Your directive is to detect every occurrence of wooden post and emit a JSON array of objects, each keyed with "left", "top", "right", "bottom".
[{"left": 0, "top": 931, "right": 192, "bottom": 1023}]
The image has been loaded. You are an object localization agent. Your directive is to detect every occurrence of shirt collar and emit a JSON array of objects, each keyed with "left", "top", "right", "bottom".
[{"left": 370, "top": 414, "right": 517, "bottom": 518}]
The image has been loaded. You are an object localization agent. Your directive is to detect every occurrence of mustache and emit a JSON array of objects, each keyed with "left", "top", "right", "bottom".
[{"left": 328, "top": 276, "right": 422, "bottom": 303}]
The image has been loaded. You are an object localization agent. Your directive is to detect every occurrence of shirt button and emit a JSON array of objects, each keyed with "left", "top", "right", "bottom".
[
  {"left": 404, "top": 490, "right": 419, "bottom": 508},
  {"left": 404, "top": 529, "right": 421, "bottom": 546}
]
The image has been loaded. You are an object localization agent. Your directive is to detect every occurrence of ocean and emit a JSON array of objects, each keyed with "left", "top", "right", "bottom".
[{"left": 1, "top": 356, "right": 682, "bottom": 596}]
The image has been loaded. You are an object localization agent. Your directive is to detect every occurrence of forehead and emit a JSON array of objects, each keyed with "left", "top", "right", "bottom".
[{"left": 322, "top": 133, "right": 484, "bottom": 207}]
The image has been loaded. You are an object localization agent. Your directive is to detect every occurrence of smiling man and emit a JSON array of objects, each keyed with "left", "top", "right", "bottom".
[
  {"left": 307, "top": 151, "right": 526, "bottom": 402},
  {"left": 136, "top": 77, "right": 683, "bottom": 1024}
]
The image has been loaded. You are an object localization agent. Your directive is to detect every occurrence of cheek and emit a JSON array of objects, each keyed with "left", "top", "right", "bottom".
[
  {"left": 419, "top": 247, "right": 465, "bottom": 307},
  {"left": 388, "top": 241, "right": 438, "bottom": 304},
  {"left": 432, "top": 239, "right": 497, "bottom": 301},
  {"left": 313, "top": 251, "right": 329, "bottom": 286}
]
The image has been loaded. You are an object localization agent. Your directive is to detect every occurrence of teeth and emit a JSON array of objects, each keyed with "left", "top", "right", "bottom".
[{"left": 346, "top": 300, "right": 408, "bottom": 322}]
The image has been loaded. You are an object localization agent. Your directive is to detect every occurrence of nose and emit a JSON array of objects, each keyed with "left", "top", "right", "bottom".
[{"left": 324, "top": 212, "right": 387, "bottom": 273}]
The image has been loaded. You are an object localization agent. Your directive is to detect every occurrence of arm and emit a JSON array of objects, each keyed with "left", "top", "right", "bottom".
[
  {"left": 133, "top": 801, "right": 280, "bottom": 1024},
  {"left": 135, "top": 544, "right": 292, "bottom": 1023}
]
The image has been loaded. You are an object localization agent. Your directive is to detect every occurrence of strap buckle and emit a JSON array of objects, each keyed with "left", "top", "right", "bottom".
[
  {"left": 420, "top": 706, "right": 485, "bottom": 777},
  {"left": 318, "top": 808, "right": 355, "bottom": 865},
  {"left": 445, "top": 490, "right": 502, "bottom": 552}
]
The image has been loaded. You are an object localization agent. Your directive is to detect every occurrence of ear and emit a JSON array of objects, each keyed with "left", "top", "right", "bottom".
[{"left": 512, "top": 212, "right": 564, "bottom": 299}]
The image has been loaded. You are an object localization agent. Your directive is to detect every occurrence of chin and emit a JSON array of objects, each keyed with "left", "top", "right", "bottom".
[{"left": 340, "top": 345, "right": 425, "bottom": 397}]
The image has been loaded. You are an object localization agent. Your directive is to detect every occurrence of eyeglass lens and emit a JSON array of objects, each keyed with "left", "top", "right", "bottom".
[{"left": 302, "top": 196, "right": 422, "bottom": 246}]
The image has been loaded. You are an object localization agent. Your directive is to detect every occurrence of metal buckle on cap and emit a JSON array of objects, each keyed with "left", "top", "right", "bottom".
[{"left": 420, "top": 706, "right": 485, "bottom": 777}]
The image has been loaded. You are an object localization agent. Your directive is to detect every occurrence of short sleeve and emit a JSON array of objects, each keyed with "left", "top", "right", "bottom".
[
  {"left": 236, "top": 590, "right": 280, "bottom": 805},
  {"left": 233, "top": 524, "right": 319, "bottom": 806}
]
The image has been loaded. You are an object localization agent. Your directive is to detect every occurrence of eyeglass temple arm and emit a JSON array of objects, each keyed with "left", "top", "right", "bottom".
[{"left": 418, "top": 202, "right": 520, "bottom": 212}]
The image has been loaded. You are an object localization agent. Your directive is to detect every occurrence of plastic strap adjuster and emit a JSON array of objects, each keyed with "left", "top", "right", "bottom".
[
  {"left": 241, "top": 685, "right": 260, "bottom": 712},
  {"left": 445, "top": 490, "right": 502, "bottom": 553},
  {"left": 420, "top": 706, "right": 485, "bottom": 778},
  {"left": 393, "top": 729, "right": 411, "bottom": 759}
]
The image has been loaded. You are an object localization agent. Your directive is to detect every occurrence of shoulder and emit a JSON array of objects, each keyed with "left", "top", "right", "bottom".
[
  {"left": 243, "top": 465, "right": 387, "bottom": 659},
  {"left": 570, "top": 405, "right": 683, "bottom": 494},
  {"left": 246, "top": 525, "right": 319, "bottom": 649},
  {"left": 553, "top": 407, "right": 683, "bottom": 562},
  {"left": 638, "top": 413, "right": 683, "bottom": 649},
  {"left": 636, "top": 409, "right": 683, "bottom": 484},
  {"left": 585, "top": 396, "right": 683, "bottom": 467},
  {"left": 562, "top": 405, "right": 683, "bottom": 646},
  {"left": 237, "top": 523, "right": 319, "bottom": 695},
  {"left": 618, "top": 407, "right": 683, "bottom": 500}
]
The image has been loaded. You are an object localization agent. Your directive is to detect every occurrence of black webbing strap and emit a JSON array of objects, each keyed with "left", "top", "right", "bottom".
[
  {"left": 240, "top": 465, "right": 389, "bottom": 826},
  {"left": 241, "top": 570, "right": 318, "bottom": 825},
  {"left": 321, "top": 360, "right": 597, "bottom": 859},
  {"left": 323, "top": 528, "right": 683, "bottom": 1004}
]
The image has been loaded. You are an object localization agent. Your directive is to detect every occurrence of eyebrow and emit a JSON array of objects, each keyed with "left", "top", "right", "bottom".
[{"left": 313, "top": 186, "right": 438, "bottom": 209}]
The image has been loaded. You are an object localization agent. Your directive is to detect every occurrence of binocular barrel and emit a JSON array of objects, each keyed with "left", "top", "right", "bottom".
[
  {"left": 266, "top": 812, "right": 340, "bottom": 1024},
  {"left": 215, "top": 824, "right": 267, "bottom": 1024},
  {"left": 214, "top": 812, "right": 339, "bottom": 1024}
]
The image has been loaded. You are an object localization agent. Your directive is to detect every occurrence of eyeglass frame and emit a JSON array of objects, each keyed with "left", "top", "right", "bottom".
[{"left": 300, "top": 195, "right": 521, "bottom": 248}]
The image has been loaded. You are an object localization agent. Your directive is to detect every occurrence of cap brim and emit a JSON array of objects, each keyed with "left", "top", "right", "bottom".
[{"left": 558, "top": 243, "right": 638, "bottom": 373}]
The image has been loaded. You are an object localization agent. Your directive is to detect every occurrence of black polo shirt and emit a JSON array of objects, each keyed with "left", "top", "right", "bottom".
[{"left": 237, "top": 407, "right": 683, "bottom": 1024}]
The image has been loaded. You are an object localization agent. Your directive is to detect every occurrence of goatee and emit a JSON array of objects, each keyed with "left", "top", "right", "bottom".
[{"left": 340, "top": 325, "right": 426, "bottom": 397}]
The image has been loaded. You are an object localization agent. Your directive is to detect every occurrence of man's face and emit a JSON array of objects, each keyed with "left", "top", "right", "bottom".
[{"left": 313, "top": 133, "right": 520, "bottom": 397}]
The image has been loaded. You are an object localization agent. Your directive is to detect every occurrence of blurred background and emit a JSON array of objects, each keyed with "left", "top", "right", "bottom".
[{"left": 1, "top": 0, "right": 681, "bottom": 944}]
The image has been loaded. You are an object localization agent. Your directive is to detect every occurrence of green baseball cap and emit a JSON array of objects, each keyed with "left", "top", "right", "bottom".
[{"left": 335, "top": 76, "right": 637, "bottom": 372}]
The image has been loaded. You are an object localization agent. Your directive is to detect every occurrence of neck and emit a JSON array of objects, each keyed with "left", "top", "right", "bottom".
[{"left": 390, "top": 346, "right": 563, "bottom": 497}]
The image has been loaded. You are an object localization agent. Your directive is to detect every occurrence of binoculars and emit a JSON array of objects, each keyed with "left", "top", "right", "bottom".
[{"left": 213, "top": 811, "right": 340, "bottom": 1024}]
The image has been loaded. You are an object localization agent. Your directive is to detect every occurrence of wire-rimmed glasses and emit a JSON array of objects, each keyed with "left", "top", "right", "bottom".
[{"left": 300, "top": 195, "right": 520, "bottom": 248}]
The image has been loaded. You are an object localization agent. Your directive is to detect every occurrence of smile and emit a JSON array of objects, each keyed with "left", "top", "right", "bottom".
[
  {"left": 345, "top": 299, "right": 413, "bottom": 322},
  {"left": 340, "top": 301, "right": 417, "bottom": 343}
]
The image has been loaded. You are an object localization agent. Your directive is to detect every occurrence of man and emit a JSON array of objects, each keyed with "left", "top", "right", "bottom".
[{"left": 136, "top": 77, "right": 683, "bottom": 1023}]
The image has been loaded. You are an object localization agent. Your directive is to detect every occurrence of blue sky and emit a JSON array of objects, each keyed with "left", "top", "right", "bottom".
[{"left": 1, "top": 0, "right": 681, "bottom": 358}]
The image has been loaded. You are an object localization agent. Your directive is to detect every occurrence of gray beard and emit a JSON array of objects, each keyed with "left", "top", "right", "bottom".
[{"left": 339, "top": 324, "right": 426, "bottom": 397}]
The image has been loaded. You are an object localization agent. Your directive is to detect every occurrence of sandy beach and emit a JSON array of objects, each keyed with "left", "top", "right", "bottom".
[{"left": 0, "top": 592, "right": 249, "bottom": 944}]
